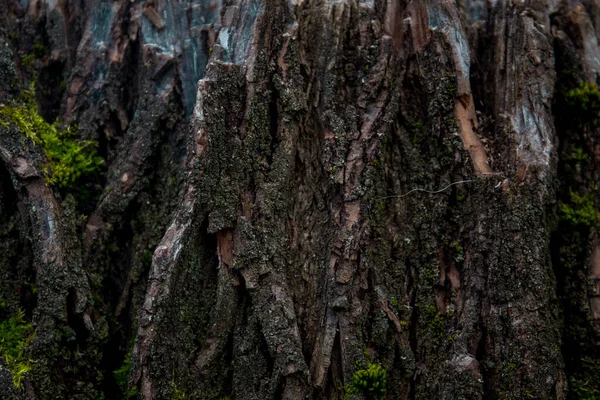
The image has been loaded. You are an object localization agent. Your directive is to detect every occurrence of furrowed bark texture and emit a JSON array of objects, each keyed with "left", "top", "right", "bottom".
[{"left": 0, "top": 0, "right": 599, "bottom": 399}]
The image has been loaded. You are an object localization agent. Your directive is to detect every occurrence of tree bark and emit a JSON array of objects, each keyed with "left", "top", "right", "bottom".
[{"left": 0, "top": 0, "right": 599, "bottom": 399}]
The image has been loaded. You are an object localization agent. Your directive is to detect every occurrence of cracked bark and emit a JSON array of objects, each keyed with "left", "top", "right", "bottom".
[{"left": 0, "top": 0, "right": 600, "bottom": 399}]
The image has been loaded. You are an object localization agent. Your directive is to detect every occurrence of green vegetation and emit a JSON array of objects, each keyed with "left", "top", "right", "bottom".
[
  {"left": 20, "top": 53, "right": 36, "bottom": 67},
  {"left": 423, "top": 268, "right": 437, "bottom": 282},
  {"left": 29, "top": 43, "right": 47, "bottom": 59},
  {"left": 566, "top": 82, "right": 600, "bottom": 122},
  {"left": 0, "top": 86, "right": 103, "bottom": 188},
  {"left": 346, "top": 362, "right": 388, "bottom": 400},
  {"left": 0, "top": 309, "right": 35, "bottom": 388},
  {"left": 570, "top": 358, "right": 600, "bottom": 400},
  {"left": 141, "top": 249, "right": 153, "bottom": 266},
  {"left": 171, "top": 375, "right": 185, "bottom": 400},
  {"left": 20, "top": 43, "right": 47, "bottom": 68},
  {"left": 569, "top": 147, "right": 588, "bottom": 162},
  {"left": 559, "top": 191, "right": 599, "bottom": 227},
  {"left": 172, "top": 386, "right": 185, "bottom": 400},
  {"left": 422, "top": 305, "right": 445, "bottom": 339},
  {"left": 452, "top": 240, "right": 465, "bottom": 263},
  {"left": 113, "top": 346, "right": 139, "bottom": 399}
]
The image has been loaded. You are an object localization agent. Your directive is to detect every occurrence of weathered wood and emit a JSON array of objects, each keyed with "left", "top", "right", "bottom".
[{"left": 0, "top": 0, "right": 599, "bottom": 399}]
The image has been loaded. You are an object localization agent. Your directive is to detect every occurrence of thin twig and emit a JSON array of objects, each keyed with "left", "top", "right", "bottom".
[
  {"left": 381, "top": 180, "right": 474, "bottom": 199},
  {"left": 379, "top": 172, "right": 505, "bottom": 200}
]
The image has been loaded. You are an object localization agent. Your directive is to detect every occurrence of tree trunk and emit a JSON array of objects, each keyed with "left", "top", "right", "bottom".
[{"left": 0, "top": 0, "right": 599, "bottom": 399}]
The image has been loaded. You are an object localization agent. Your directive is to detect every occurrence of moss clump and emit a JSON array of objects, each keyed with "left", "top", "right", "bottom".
[
  {"left": 570, "top": 358, "right": 600, "bottom": 400},
  {"left": 29, "top": 43, "right": 47, "bottom": 59},
  {"left": 566, "top": 82, "right": 600, "bottom": 122},
  {"left": 171, "top": 375, "right": 186, "bottom": 400},
  {"left": 113, "top": 346, "right": 139, "bottom": 399},
  {"left": 0, "top": 309, "right": 35, "bottom": 388},
  {"left": 20, "top": 53, "right": 36, "bottom": 67},
  {"left": 141, "top": 249, "right": 153, "bottom": 266},
  {"left": 20, "top": 43, "right": 47, "bottom": 68},
  {"left": 346, "top": 362, "right": 388, "bottom": 400},
  {"left": 559, "top": 191, "right": 599, "bottom": 227},
  {"left": 423, "top": 305, "right": 445, "bottom": 339},
  {"left": 423, "top": 268, "right": 437, "bottom": 283},
  {"left": 0, "top": 87, "right": 103, "bottom": 188},
  {"left": 569, "top": 147, "right": 588, "bottom": 162}
]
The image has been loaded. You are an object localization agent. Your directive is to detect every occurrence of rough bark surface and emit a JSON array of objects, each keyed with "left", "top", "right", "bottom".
[{"left": 0, "top": 0, "right": 600, "bottom": 399}]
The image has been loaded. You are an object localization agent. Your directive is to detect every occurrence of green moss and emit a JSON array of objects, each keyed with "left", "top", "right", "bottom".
[
  {"left": 566, "top": 83, "right": 600, "bottom": 115},
  {"left": 345, "top": 362, "right": 388, "bottom": 400},
  {"left": 171, "top": 375, "right": 186, "bottom": 400},
  {"left": 30, "top": 43, "right": 47, "bottom": 59},
  {"left": 559, "top": 191, "right": 599, "bottom": 227},
  {"left": 112, "top": 351, "right": 131, "bottom": 388},
  {"left": 0, "top": 86, "right": 103, "bottom": 188},
  {"left": 452, "top": 240, "right": 465, "bottom": 263},
  {"left": 423, "top": 268, "right": 437, "bottom": 282},
  {"left": 141, "top": 249, "right": 153, "bottom": 266},
  {"left": 26, "top": 283, "right": 37, "bottom": 295},
  {"left": 570, "top": 358, "right": 600, "bottom": 400},
  {"left": 0, "top": 309, "right": 35, "bottom": 388},
  {"left": 423, "top": 305, "right": 445, "bottom": 339},
  {"left": 113, "top": 345, "right": 139, "bottom": 399},
  {"left": 20, "top": 53, "right": 35, "bottom": 67},
  {"left": 523, "top": 389, "right": 535, "bottom": 398},
  {"left": 569, "top": 147, "right": 588, "bottom": 162},
  {"left": 20, "top": 43, "right": 47, "bottom": 68}
]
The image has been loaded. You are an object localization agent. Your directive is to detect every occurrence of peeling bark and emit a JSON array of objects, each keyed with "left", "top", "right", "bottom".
[{"left": 1, "top": 0, "right": 600, "bottom": 399}]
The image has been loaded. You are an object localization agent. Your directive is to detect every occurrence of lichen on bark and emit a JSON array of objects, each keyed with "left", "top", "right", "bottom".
[{"left": 1, "top": 0, "right": 600, "bottom": 399}]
